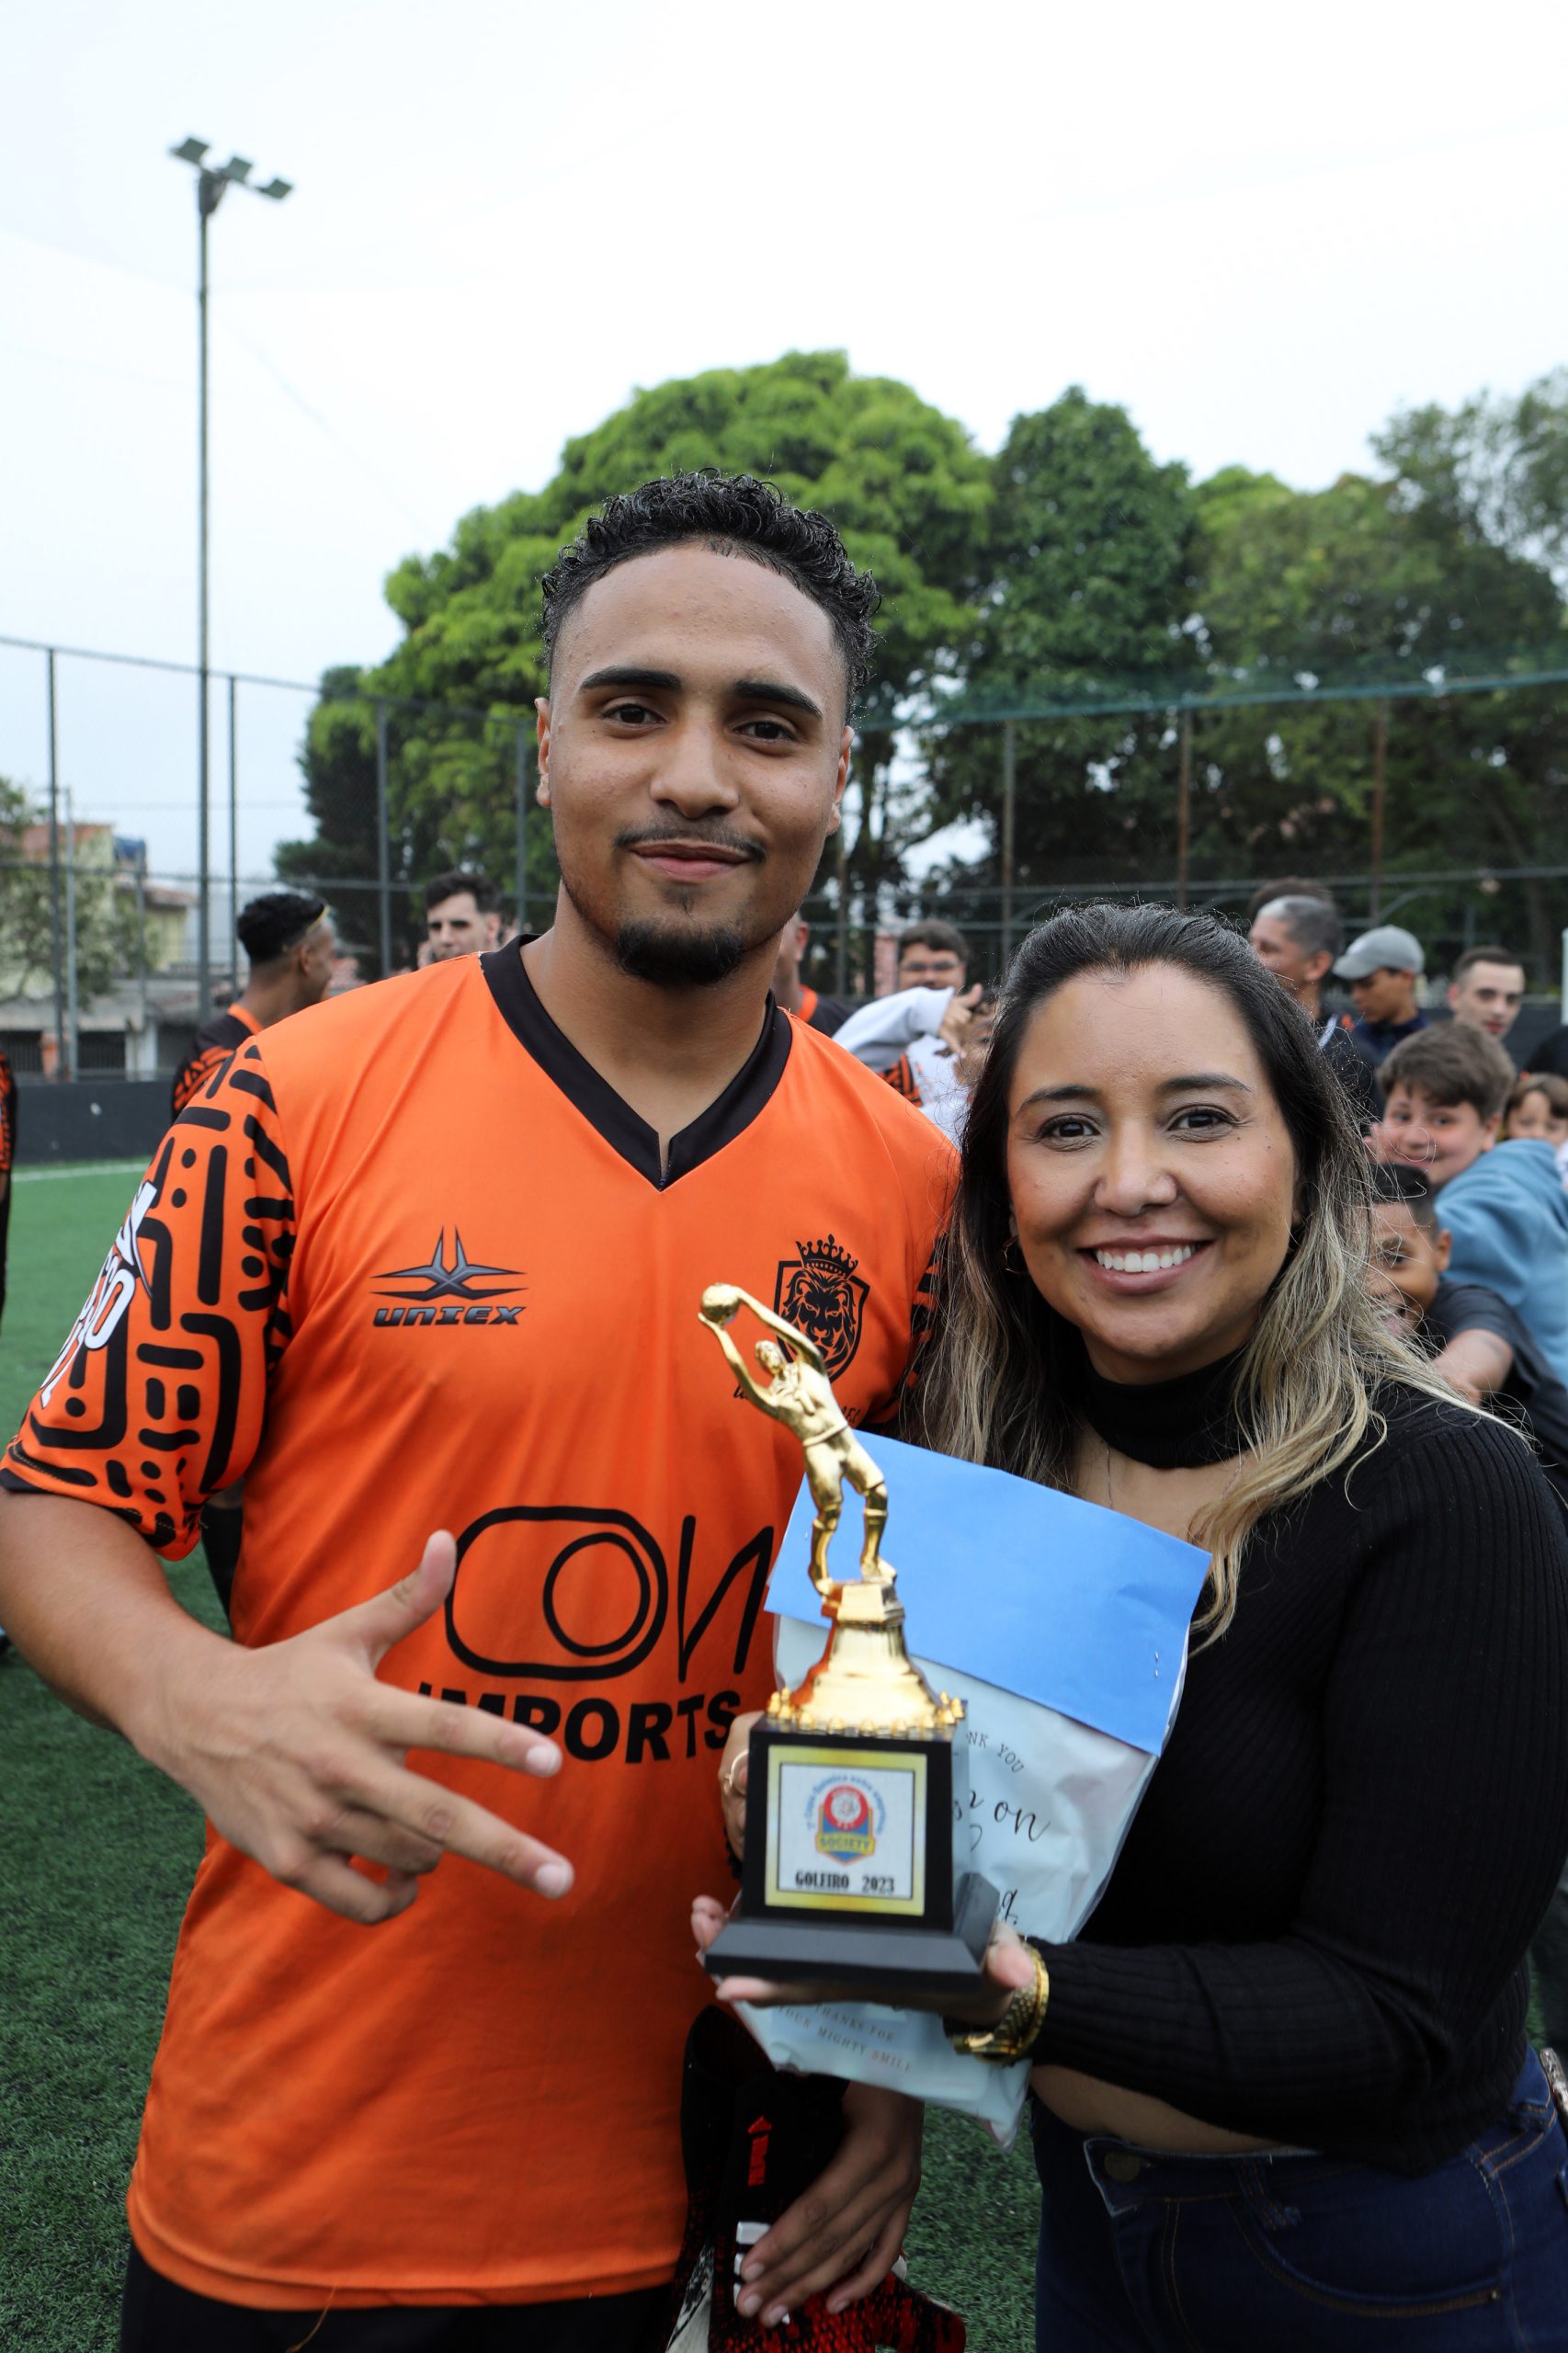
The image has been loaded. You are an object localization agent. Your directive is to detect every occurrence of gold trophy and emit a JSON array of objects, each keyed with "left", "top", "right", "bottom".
[{"left": 698, "top": 1284, "right": 1000, "bottom": 1994}]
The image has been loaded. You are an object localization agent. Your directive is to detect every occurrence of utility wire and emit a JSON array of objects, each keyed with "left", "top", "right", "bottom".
[{"left": 218, "top": 320, "right": 437, "bottom": 538}]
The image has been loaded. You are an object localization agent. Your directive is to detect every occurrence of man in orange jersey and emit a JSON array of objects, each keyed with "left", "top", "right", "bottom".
[
  {"left": 170, "top": 889, "right": 337, "bottom": 1619},
  {"left": 0, "top": 475, "right": 952, "bottom": 2349},
  {"left": 773, "top": 906, "right": 850, "bottom": 1035},
  {"left": 171, "top": 890, "right": 337, "bottom": 1118}
]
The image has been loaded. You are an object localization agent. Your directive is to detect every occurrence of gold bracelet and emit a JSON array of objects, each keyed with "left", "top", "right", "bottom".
[{"left": 948, "top": 1949, "right": 1050, "bottom": 2064}]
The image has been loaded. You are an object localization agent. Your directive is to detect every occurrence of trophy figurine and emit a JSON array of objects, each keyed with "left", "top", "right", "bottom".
[{"left": 698, "top": 1284, "right": 1000, "bottom": 1995}]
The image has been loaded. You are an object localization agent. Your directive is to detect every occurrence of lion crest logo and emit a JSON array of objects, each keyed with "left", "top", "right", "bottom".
[{"left": 773, "top": 1235, "right": 868, "bottom": 1378}]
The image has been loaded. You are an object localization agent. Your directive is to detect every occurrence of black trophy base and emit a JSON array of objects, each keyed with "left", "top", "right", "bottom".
[{"left": 703, "top": 1869, "right": 1000, "bottom": 2000}]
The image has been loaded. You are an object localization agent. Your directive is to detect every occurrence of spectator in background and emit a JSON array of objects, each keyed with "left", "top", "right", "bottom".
[
  {"left": 879, "top": 984, "right": 997, "bottom": 1144},
  {"left": 1448, "top": 944, "right": 1528, "bottom": 1053},
  {"left": 169, "top": 892, "right": 338, "bottom": 1620},
  {"left": 1244, "top": 874, "right": 1335, "bottom": 925},
  {"left": 171, "top": 892, "right": 336, "bottom": 1119},
  {"left": 1335, "top": 923, "right": 1427, "bottom": 1071},
  {"left": 1247, "top": 892, "right": 1380, "bottom": 1125},
  {"left": 425, "top": 869, "right": 503, "bottom": 962},
  {"left": 1506, "top": 1070, "right": 1568, "bottom": 1151},
  {"left": 1376, "top": 1023, "right": 1568, "bottom": 1389},
  {"left": 1368, "top": 1160, "right": 1568, "bottom": 1503},
  {"left": 831, "top": 918, "right": 980, "bottom": 1131},
  {"left": 1506, "top": 1070, "right": 1568, "bottom": 1193},
  {"left": 893, "top": 917, "right": 969, "bottom": 991},
  {"left": 772, "top": 908, "right": 850, "bottom": 1036}
]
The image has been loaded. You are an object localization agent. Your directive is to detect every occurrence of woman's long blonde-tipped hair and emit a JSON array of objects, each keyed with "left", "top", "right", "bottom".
[{"left": 911, "top": 904, "right": 1472, "bottom": 1643}]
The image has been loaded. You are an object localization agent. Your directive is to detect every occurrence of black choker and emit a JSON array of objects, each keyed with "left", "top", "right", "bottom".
[{"left": 1078, "top": 1344, "right": 1248, "bottom": 1470}]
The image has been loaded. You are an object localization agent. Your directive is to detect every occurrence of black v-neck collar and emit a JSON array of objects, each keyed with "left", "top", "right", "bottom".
[{"left": 481, "top": 943, "right": 793, "bottom": 1188}]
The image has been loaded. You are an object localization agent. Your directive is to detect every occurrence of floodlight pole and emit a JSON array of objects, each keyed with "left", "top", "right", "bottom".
[
  {"left": 169, "top": 139, "right": 291, "bottom": 1025},
  {"left": 197, "top": 169, "right": 216, "bottom": 1024},
  {"left": 46, "top": 647, "right": 66, "bottom": 1076}
]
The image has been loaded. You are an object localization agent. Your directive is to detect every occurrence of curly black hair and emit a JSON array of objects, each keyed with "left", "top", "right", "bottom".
[
  {"left": 540, "top": 472, "right": 880, "bottom": 717},
  {"left": 236, "top": 890, "right": 326, "bottom": 966}
]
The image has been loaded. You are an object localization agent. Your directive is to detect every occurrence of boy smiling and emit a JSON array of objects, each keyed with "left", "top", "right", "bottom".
[{"left": 1375, "top": 1024, "right": 1568, "bottom": 1388}]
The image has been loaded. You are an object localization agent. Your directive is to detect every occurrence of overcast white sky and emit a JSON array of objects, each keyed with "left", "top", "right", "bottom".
[{"left": 3, "top": 0, "right": 1566, "bottom": 880}]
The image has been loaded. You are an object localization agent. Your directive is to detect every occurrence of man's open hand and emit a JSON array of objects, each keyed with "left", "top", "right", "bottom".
[{"left": 141, "top": 1529, "right": 572, "bottom": 1924}]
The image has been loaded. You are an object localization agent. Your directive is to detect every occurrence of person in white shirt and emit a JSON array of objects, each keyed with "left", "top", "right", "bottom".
[{"left": 834, "top": 974, "right": 994, "bottom": 1143}]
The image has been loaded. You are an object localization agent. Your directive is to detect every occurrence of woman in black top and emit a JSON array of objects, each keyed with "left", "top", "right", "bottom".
[
  {"left": 917, "top": 904, "right": 1568, "bottom": 2347},
  {"left": 703, "top": 903, "right": 1568, "bottom": 2347}
]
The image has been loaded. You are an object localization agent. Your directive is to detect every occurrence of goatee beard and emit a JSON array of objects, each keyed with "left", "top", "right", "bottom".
[{"left": 611, "top": 919, "right": 752, "bottom": 990}]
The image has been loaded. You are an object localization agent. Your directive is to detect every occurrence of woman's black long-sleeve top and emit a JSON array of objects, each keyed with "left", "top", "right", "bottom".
[{"left": 1030, "top": 1383, "right": 1568, "bottom": 2173}]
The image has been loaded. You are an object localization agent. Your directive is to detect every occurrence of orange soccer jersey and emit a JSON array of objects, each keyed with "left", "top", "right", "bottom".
[{"left": 4, "top": 949, "right": 952, "bottom": 2311}]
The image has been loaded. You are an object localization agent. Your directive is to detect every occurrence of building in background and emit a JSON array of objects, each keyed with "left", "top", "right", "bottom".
[{"left": 0, "top": 820, "right": 200, "bottom": 1078}]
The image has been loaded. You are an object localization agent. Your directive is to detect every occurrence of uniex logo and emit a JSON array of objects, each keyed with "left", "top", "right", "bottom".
[{"left": 371, "top": 1228, "right": 527, "bottom": 1329}]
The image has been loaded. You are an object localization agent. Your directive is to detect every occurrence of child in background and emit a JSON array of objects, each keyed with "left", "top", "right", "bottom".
[
  {"left": 1375, "top": 1024, "right": 1568, "bottom": 1388},
  {"left": 1506, "top": 1070, "right": 1568, "bottom": 1179},
  {"left": 1368, "top": 1161, "right": 1568, "bottom": 1509}
]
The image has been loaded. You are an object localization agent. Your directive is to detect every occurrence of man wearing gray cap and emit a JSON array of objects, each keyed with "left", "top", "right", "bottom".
[{"left": 1335, "top": 923, "right": 1428, "bottom": 1072}]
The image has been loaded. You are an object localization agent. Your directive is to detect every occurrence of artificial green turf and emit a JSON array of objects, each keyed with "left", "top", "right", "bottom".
[
  {"left": 1, "top": 1165, "right": 226, "bottom": 2348},
  {"left": 0, "top": 1165, "right": 1040, "bottom": 2348}
]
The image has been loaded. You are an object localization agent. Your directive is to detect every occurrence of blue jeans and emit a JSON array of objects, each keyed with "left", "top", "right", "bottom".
[{"left": 1030, "top": 2054, "right": 1568, "bottom": 2349}]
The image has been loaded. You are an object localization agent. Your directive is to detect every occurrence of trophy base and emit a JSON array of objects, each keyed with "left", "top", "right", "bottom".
[{"left": 703, "top": 1870, "right": 1000, "bottom": 2000}]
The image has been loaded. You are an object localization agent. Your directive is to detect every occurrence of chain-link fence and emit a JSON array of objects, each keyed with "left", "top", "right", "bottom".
[
  {"left": 0, "top": 635, "right": 562, "bottom": 1082},
  {"left": 3, "top": 631, "right": 1565, "bottom": 1082}
]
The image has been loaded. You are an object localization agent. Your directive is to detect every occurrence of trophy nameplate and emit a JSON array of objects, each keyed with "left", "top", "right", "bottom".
[{"left": 698, "top": 1284, "right": 999, "bottom": 1996}]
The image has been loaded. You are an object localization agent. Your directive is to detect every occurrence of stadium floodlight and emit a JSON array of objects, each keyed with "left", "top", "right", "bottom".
[{"left": 167, "top": 134, "right": 294, "bottom": 1018}]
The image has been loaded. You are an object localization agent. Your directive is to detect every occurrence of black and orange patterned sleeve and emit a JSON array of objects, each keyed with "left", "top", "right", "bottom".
[
  {"left": 171, "top": 1011, "right": 252, "bottom": 1118},
  {"left": 2, "top": 1040, "right": 294, "bottom": 1557},
  {"left": 880, "top": 1055, "right": 921, "bottom": 1105},
  {"left": 172, "top": 1040, "right": 233, "bottom": 1119}
]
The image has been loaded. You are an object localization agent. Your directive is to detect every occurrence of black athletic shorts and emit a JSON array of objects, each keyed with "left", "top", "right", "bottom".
[{"left": 121, "top": 2245, "right": 665, "bottom": 2352}]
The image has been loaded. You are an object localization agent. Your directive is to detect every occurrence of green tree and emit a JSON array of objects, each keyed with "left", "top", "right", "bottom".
[
  {"left": 923, "top": 388, "right": 1199, "bottom": 912},
  {"left": 1186, "top": 404, "right": 1568, "bottom": 968},
  {"left": 1372, "top": 369, "right": 1568, "bottom": 589},
  {"left": 282, "top": 352, "right": 991, "bottom": 953}
]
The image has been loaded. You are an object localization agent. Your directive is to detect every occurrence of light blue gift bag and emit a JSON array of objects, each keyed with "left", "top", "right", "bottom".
[{"left": 736, "top": 1432, "right": 1209, "bottom": 2143}]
